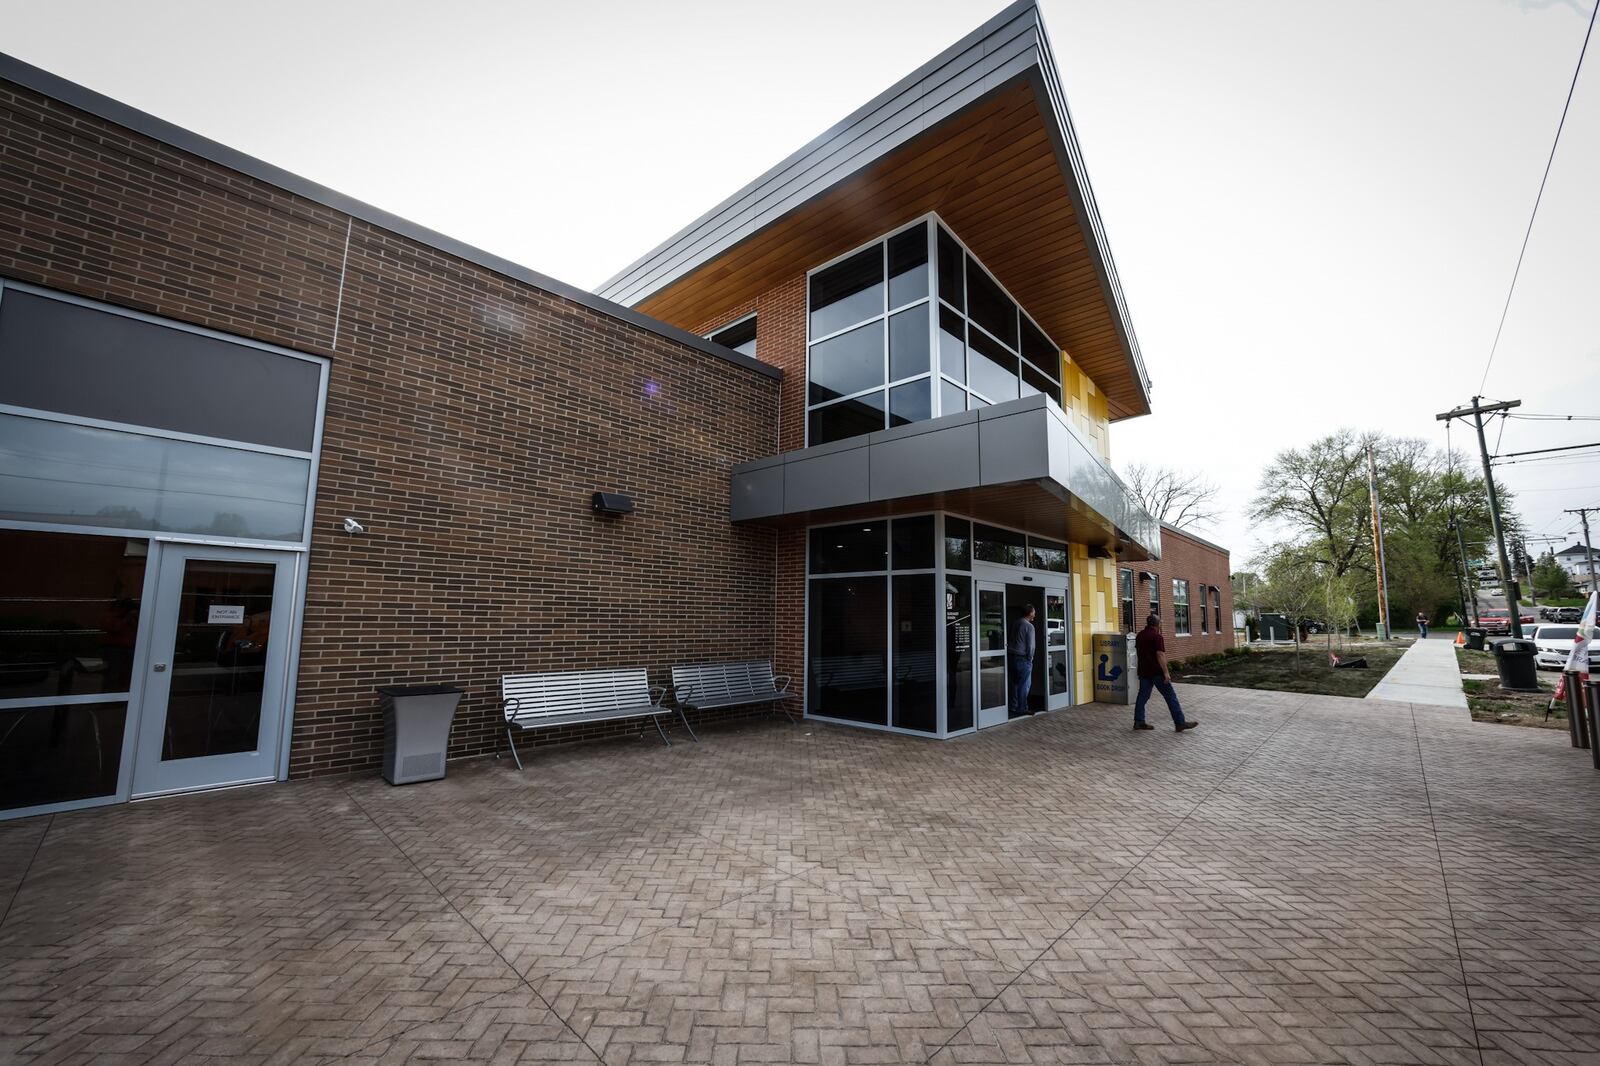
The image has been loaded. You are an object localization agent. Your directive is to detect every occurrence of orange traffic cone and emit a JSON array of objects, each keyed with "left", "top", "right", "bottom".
[{"left": 1454, "top": 631, "right": 1466, "bottom": 646}]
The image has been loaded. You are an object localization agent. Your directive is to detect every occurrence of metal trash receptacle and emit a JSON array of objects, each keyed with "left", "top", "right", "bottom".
[
  {"left": 1464, "top": 628, "right": 1487, "bottom": 651},
  {"left": 1491, "top": 639, "right": 1539, "bottom": 693},
  {"left": 378, "top": 684, "right": 464, "bottom": 784}
]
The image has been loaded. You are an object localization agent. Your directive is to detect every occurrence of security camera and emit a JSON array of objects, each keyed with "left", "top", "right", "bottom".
[{"left": 342, "top": 517, "right": 366, "bottom": 535}]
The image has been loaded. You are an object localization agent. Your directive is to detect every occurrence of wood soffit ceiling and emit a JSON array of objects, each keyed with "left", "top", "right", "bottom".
[{"left": 634, "top": 78, "right": 1151, "bottom": 421}]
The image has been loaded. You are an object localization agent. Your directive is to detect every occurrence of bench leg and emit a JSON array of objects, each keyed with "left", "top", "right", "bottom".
[
  {"left": 651, "top": 714, "right": 672, "bottom": 747},
  {"left": 779, "top": 701, "right": 797, "bottom": 725},
  {"left": 504, "top": 726, "right": 524, "bottom": 771},
  {"left": 677, "top": 706, "right": 699, "bottom": 743}
]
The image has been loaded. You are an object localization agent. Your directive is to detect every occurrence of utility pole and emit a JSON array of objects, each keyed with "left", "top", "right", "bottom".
[
  {"left": 1365, "top": 443, "right": 1393, "bottom": 639},
  {"left": 1437, "top": 397, "right": 1523, "bottom": 638},
  {"left": 1566, "top": 507, "right": 1600, "bottom": 595},
  {"left": 1450, "top": 519, "right": 1479, "bottom": 627}
]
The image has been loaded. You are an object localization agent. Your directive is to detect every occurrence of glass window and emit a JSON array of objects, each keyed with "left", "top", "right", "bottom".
[
  {"left": 0, "top": 413, "right": 311, "bottom": 542},
  {"left": 965, "top": 255, "right": 1018, "bottom": 350},
  {"left": 938, "top": 307, "right": 966, "bottom": 384},
  {"left": 1174, "top": 579, "right": 1191, "bottom": 636},
  {"left": 940, "top": 379, "right": 967, "bottom": 418},
  {"left": 0, "top": 530, "right": 147, "bottom": 700},
  {"left": 937, "top": 226, "right": 964, "bottom": 312},
  {"left": 808, "top": 321, "right": 884, "bottom": 405},
  {"left": 1021, "top": 362, "right": 1055, "bottom": 401},
  {"left": 1046, "top": 591, "right": 1068, "bottom": 697},
  {"left": 891, "top": 515, "right": 935, "bottom": 570},
  {"left": 892, "top": 574, "right": 937, "bottom": 732},
  {"left": 1, "top": 701, "right": 126, "bottom": 812},
  {"left": 888, "top": 225, "right": 929, "bottom": 308},
  {"left": 974, "top": 523, "right": 1025, "bottom": 567},
  {"left": 1120, "top": 568, "right": 1135, "bottom": 632},
  {"left": 162, "top": 559, "right": 276, "bottom": 761},
  {"left": 809, "top": 246, "right": 884, "bottom": 338},
  {"left": 888, "top": 304, "right": 929, "bottom": 382},
  {"left": 708, "top": 316, "right": 757, "bottom": 357},
  {"left": 1148, "top": 573, "right": 1161, "bottom": 617},
  {"left": 808, "top": 392, "right": 885, "bottom": 445},
  {"left": 809, "top": 521, "right": 887, "bottom": 574},
  {"left": 1197, "top": 581, "right": 1207, "bottom": 633},
  {"left": 1020, "top": 316, "right": 1056, "bottom": 376},
  {"left": 945, "top": 575, "right": 973, "bottom": 731},
  {"left": 1215, "top": 589, "right": 1224, "bottom": 633},
  {"left": 808, "top": 577, "right": 887, "bottom": 725},
  {"left": 1028, "top": 538, "right": 1068, "bottom": 573},
  {"left": 944, "top": 517, "right": 971, "bottom": 572},
  {"left": 888, "top": 380, "right": 930, "bottom": 428},
  {"left": 967, "top": 327, "right": 1019, "bottom": 403}
]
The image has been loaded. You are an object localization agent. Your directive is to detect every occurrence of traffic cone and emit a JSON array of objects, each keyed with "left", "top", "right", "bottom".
[{"left": 1454, "top": 631, "right": 1465, "bottom": 646}]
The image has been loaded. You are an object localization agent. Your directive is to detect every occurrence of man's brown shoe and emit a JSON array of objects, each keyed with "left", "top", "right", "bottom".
[
  {"left": 1133, "top": 723, "right": 1155, "bottom": 731},
  {"left": 1176, "top": 721, "right": 1199, "bottom": 732}
]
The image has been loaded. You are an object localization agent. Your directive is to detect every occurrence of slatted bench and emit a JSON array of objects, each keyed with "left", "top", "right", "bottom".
[
  {"left": 499, "top": 667, "right": 670, "bottom": 769},
  {"left": 670, "top": 660, "right": 797, "bottom": 738}
]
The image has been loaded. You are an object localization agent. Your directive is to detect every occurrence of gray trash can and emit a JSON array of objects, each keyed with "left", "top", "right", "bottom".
[
  {"left": 1491, "top": 639, "right": 1539, "bottom": 693},
  {"left": 1464, "top": 627, "right": 1486, "bottom": 651},
  {"left": 378, "top": 684, "right": 464, "bottom": 784}
]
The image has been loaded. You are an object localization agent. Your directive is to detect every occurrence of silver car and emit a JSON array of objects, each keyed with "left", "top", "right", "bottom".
[{"left": 1531, "top": 625, "right": 1599, "bottom": 670}]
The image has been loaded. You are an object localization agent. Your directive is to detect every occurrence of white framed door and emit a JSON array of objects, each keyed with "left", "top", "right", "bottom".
[
  {"left": 1044, "top": 583, "right": 1071, "bottom": 711},
  {"left": 975, "top": 581, "right": 1008, "bottom": 728},
  {"left": 130, "top": 545, "right": 296, "bottom": 798}
]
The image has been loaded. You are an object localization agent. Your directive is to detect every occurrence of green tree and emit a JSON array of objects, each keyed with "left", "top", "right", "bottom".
[
  {"left": 1532, "top": 552, "right": 1574, "bottom": 599},
  {"left": 1253, "top": 545, "right": 1324, "bottom": 670}
]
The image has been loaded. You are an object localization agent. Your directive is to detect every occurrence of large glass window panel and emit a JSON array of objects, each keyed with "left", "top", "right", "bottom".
[
  {"left": 161, "top": 560, "right": 276, "bottom": 761},
  {"left": 808, "top": 577, "right": 887, "bottom": 725},
  {"left": 808, "top": 321, "right": 884, "bottom": 405},
  {"left": 0, "top": 289, "right": 322, "bottom": 452},
  {"left": 891, "top": 515, "right": 935, "bottom": 571},
  {"left": 0, "top": 701, "right": 126, "bottom": 811},
  {"left": 809, "top": 246, "right": 883, "bottom": 338},
  {"left": 938, "top": 307, "right": 966, "bottom": 383},
  {"left": 888, "top": 380, "right": 930, "bottom": 428},
  {"left": 945, "top": 576, "right": 973, "bottom": 731},
  {"left": 1021, "top": 361, "right": 1055, "bottom": 401},
  {"left": 808, "top": 392, "right": 885, "bottom": 446},
  {"left": 1020, "top": 316, "right": 1056, "bottom": 376},
  {"left": 979, "top": 657, "right": 1005, "bottom": 709},
  {"left": 940, "top": 380, "right": 967, "bottom": 418},
  {"left": 977, "top": 586, "right": 1006, "bottom": 652},
  {"left": 1028, "top": 538, "right": 1069, "bottom": 574},
  {"left": 974, "top": 523, "right": 1026, "bottom": 567},
  {"left": 1048, "top": 650, "right": 1068, "bottom": 697},
  {"left": 0, "top": 531, "right": 147, "bottom": 701},
  {"left": 888, "top": 225, "right": 929, "bottom": 308},
  {"left": 1120, "top": 568, "right": 1135, "bottom": 632},
  {"left": 967, "top": 327, "right": 1019, "bottom": 403},
  {"left": 0, "top": 413, "right": 311, "bottom": 542},
  {"left": 809, "top": 521, "right": 888, "bottom": 574},
  {"left": 1046, "top": 591, "right": 1067, "bottom": 647},
  {"left": 708, "top": 316, "right": 757, "bottom": 357},
  {"left": 936, "top": 226, "right": 964, "bottom": 312},
  {"left": 944, "top": 517, "right": 972, "bottom": 572},
  {"left": 888, "top": 304, "right": 929, "bottom": 381},
  {"left": 892, "top": 574, "right": 937, "bottom": 732},
  {"left": 965, "top": 256, "right": 1018, "bottom": 349}
]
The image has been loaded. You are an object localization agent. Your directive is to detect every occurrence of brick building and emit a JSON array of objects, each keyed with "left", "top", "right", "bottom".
[
  {"left": 0, "top": 2, "right": 1229, "bottom": 821},
  {"left": 1116, "top": 524, "right": 1236, "bottom": 660}
]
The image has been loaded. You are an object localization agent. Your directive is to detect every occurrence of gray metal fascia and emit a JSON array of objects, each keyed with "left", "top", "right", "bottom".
[
  {"left": 0, "top": 53, "right": 780, "bottom": 382},
  {"left": 595, "top": 0, "right": 1045, "bottom": 306}
]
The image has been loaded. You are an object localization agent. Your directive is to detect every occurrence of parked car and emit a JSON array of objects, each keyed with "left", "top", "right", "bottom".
[
  {"left": 1479, "top": 607, "right": 1537, "bottom": 634},
  {"left": 1530, "top": 624, "right": 1598, "bottom": 670},
  {"left": 1556, "top": 606, "right": 1582, "bottom": 623}
]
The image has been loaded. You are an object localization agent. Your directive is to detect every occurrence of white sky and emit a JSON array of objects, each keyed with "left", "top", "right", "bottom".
[{"left": 5, "top": 0, "right": 1598, "bottom": 565}]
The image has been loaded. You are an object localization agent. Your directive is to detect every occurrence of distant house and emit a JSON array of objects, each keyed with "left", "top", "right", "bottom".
[{"left": 1554, "top": 543, "right": 1596, "bottom": 584}]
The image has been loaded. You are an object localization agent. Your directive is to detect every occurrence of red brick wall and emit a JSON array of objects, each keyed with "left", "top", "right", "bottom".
[
  {"left": 0, "top": 80, "right": 780, "bottom": 776},
  {"left": 1122, "top": 527, "right": 1234, "bottom": 660}
]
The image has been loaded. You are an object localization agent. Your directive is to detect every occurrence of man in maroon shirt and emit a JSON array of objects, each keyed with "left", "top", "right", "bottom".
[{"left": 1134, "top": 613, "right": 1198, "bottom": 732}]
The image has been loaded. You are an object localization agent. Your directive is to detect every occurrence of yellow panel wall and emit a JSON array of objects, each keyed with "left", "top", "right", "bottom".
[
  {"left": 1070, "top": 543, "right": 1118, "bottom": 703},
  {"left": 1060, "top": 356, "right": 1111, "bottom": 460}
]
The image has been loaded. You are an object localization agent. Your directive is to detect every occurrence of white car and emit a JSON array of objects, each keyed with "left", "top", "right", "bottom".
[{"left": 1530, "top": 625, "right": 1599, "bottom": 670}]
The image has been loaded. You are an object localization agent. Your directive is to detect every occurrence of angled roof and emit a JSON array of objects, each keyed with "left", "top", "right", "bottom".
[
  {"left": 596, "top": 0, "right": 1152, "bottom": 420},
  {"left": 1556, "top": 542, "right": 1594, "bottom": 558}
]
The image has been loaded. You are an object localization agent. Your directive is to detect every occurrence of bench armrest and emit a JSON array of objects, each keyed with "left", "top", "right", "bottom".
[
  {"left": 773, "top": 675, "right": 791, "bottom": 695},
  {"left": 671, "top": 684, "right": 693, "bottom": 706},
  {"left": 500, "top": 697, "right": 519, "bottom": 720},
  {"left": 650, "top": 685, "right": 667, "bottom": 707}
]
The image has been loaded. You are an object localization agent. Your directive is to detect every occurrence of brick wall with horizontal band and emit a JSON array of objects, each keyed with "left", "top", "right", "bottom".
[
  {"left": 1124, "top": 527, "right": 1235, "bottom": 660},
  {"left": 0, "top": 78, "right": 781, "bottom": 776}
]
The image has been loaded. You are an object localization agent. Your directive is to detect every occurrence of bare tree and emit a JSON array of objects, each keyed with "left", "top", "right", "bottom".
[{"left": 1124, "top": 464, "right": 1221, "bottom": 530}]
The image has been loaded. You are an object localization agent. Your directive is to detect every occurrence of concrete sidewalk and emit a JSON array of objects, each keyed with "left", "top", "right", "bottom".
[{"left": 1366, "top": 635, "right": 1469, "bottom": 709}]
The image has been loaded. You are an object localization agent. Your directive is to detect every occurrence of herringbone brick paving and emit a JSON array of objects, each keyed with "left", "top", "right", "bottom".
[{"left": 2, "top": 686, "right": 1597, "bottom": 1064}]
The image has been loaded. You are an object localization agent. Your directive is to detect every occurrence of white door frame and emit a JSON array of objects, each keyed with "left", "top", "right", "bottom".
[{"left": 130, "top": 543, "right": 301, "bottom": 799}]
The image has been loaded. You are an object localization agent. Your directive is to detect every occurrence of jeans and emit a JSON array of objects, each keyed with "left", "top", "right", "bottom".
[
  {"left": 1134, "top": 675, "right": 1186, "bottom": 726},
  {"left": 1010, "top": 657, "right": 1034, "bottom": 715},
  {"left": 1418, "top": 622, "right": 1428, "bottom": 638}
]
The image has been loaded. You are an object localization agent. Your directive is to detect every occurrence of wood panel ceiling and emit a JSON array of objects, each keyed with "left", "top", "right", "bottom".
[{"left": 633, "top": 77, "right": 1150, "bottom": 421}]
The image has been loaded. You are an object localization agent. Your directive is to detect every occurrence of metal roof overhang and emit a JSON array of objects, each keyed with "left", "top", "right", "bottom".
[
  {"left": 730, "top": 395, "right": 1161, "bottom": 560},
  {"left": 596, "top": 0, "right": 1152, "bottom": 421}
]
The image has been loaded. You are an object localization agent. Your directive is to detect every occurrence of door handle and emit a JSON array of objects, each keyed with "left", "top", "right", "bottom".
[{"left": 153, "top": 663, "right": 168, "bottom": 672}]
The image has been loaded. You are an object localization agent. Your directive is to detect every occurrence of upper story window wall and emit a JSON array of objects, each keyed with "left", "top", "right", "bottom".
[{"left": 806, "top": 215, "right": 1064, "bottom": 447}]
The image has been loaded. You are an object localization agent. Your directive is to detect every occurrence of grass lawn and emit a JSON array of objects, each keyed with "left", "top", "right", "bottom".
[
  {"left": 1170, "top": 639, "right": 1410, "bottom": 698},
  {"left": 1455, "top": 647, "right": 1568, "bottom": 730}
]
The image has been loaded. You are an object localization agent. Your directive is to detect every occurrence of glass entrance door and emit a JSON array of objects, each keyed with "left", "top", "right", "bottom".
[
  {"left": 976, "top": 582, "right": 1008, "bottom": 728},
  {"left": 130, "top": 545, "right": 295, "bottom": 798},
  {"left": 1045, "top": 587, "right": 1070, "bottom": 710}
]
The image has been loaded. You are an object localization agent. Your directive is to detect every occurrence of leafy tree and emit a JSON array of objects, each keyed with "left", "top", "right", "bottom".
[
  {"left": 1251, "top": 430, "right": 1373, "bottom": 578},
  {"left": 1533, "top": 552, "right": 1574, "bottom": 599},
  {"left": 1125, "top": 464, "right": 1220, "bottom": 530},
  {"left": 1252, "top": 545, "right": 1324, "bottom": 670}
]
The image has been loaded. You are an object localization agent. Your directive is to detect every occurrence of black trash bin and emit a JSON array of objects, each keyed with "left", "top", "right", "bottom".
[
  {"left": 1464, "top": 628, "right": 1487, "bottom": 651},
  {"left": 1491, "top": 639, "right": 1539, "bottom": 692},
  {"left": 378, "top": 684, "right": 464, "bottom": 784}
]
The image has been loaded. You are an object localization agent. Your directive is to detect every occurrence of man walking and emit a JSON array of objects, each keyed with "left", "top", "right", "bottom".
[
  {"left": 1009, "top": 604, "right": 1036, "bottom": 716},
  {"left": 1415, "top": 611, "right": 1429, "bottom": 639},
  {"left": 1134, "top": 612, "right": 1198, "bottom": 732}
]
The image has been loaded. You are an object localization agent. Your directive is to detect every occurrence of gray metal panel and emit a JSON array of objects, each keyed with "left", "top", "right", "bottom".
[
  {"left": 869, "top": 418, "right": 981, "bottom": 500},
  {"left": 0, "top": 54, "right": 781, "bottom": 384},
  {"left": 730, "top": 461, "right": 784, "bottom": 523},
  {"left": 977, "top": 408, "right": 1050, "bottom": 486},
  {"left": 784, "top": 446, "right": 870, "bottom": 513}
]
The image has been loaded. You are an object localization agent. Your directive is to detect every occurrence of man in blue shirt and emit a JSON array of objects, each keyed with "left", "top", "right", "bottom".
[{"left": 1009, "top": 604, "right": 1036, "bottom": 715}]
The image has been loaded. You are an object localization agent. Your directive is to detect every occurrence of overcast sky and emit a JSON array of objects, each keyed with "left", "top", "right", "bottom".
[{"left": 5, "top": 0, "right": 1597, "bottom": 565}]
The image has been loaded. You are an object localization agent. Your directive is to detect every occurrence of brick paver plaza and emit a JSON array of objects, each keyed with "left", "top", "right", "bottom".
[{"left": 3, "top": 685, "right": 1598, "bottom": 1065}]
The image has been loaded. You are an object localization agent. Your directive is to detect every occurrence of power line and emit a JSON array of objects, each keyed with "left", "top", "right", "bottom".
[
  {"left": 1493, "top": 440, "right": 1600, "bottom": 459},
  {"left": 1477, "top": 0, "right": 1599, "bottom": 394},
  {"left": 1494, "top": 451, "right": 1600, "bottom": 467},
  {"left": 1506, "top": 413, "right": 1600, "bottom": 422}
]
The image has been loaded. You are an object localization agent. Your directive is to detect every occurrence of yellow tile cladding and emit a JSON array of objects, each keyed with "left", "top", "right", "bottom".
[
  {"left": 1069, "top": 543, "right": 1118, "bottom": 703},
  {"left": 1059, "top": 354, "right": 1110, "bottom": 461}
]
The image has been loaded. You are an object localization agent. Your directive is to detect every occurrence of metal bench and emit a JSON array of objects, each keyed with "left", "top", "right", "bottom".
[
  {"left": 499, "top": 667, "right": 670, "bottom": 769},
  {"left": 670, "top": 660, "right": 797, "bottom": 738}
]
